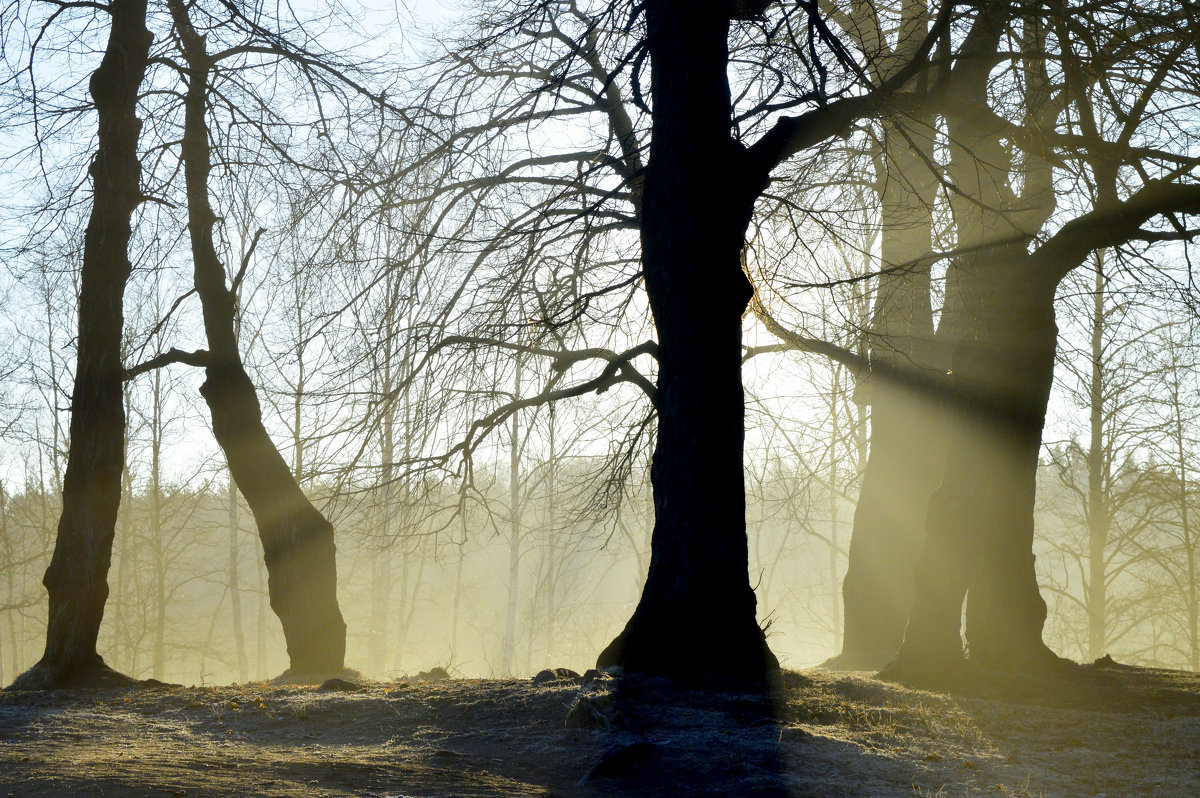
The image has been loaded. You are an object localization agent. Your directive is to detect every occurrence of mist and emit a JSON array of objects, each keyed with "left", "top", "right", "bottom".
[{"left": 3, "top": 0, "right": 1200, "bottom": 794}]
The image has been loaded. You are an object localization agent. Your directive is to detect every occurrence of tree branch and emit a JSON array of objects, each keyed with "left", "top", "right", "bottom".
[
  {"left": 745, "top": 0, "right": 953, "bottom": 180},
  {"left": 123, "top": 348, "right": 209, "bottom": 380},
  {"left": 1035, "top": 182, "right": 1200, "bottom": 283}
]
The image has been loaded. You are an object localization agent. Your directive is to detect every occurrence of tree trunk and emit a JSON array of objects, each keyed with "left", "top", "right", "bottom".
[
  {"left": 10, "top": 0, "right": 151, "bottom": 690},
  {"left": 150, "top": 370, "right": 166, "bottom": 681},
  {"left": 960, "top": 268, "right": 1059, "bottom": 669},
  {"left": 894, "top": 253, "right": 1061, "bottom": 675},
  {"left": 503, "top": 365, "right": 522, "bottom": 677},
  {"left": 168, "top": 0, "right": 346, "bottom": 678},
  {"left": 886, "top": 9, "right": 1066, "bottom": 679},
  {"left": 597, "top": 2, "right": 774, "bottom": 684},
  {"left": 1086, "top": 261, "right": 1109, "bottom": 661},
  {"left": 833, "top": 1, "right": 945, "bottom": 669},
  {"left": 228, "top": 475, "right": 249, "bottom": 683},
  {"left": 836, "top": 160, "right": 944, "bottom": 668}
]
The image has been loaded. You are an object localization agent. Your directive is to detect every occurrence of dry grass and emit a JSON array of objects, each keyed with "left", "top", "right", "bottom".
[{"left": 0, "top": 665, "right": 1196, "bottom": 797}]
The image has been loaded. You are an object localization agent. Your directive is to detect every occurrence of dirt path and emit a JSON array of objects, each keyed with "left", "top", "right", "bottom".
[{"left": 1, "top": 666, "right": 1197, "bottom": 797}]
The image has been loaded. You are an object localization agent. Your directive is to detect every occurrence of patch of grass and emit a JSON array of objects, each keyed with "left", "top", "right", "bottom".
[{"left": 288, "top": 698, "right": 312, "bottom": 721}]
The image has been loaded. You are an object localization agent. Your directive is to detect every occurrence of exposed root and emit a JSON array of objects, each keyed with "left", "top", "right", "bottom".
[
  {"left": 270, "top": 667, "right": 362, "bottom": 686},
  {"left": 7, "top": 658, "right": 138, "bottom": 691}
]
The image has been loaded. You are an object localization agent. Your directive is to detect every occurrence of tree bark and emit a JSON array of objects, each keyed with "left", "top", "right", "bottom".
[
  {"left": 958, "top": 261, "right": 1060, "bottom": 670},
  {"left": 10, "top": 0, "right": 151, "bottom": 690},
  {"left": 835, "top": 117, "right": 945, "bottom": 669},
  {"left": 818, "top": 0, "right": 950, "bottom": 671},
  {"left": 597, "top": 2, "right": 775, "bottom": 684},
  {"left": 884, "top": 8, "right": 1068, "bottom": 679},
  {"left": 168, "top": 0, "right": 346, "bottom": 678},
  {"left": 893, "top": 251, "right": 1063, "bottom": 675}
]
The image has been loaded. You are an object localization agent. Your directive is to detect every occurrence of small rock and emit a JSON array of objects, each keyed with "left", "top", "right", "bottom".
[
  {"left": 565, "top": 694, "right": 614, "bottom": 729},
  {"left": 532, "top": 668, "right": 581, "bottom": 685},
  {"left": 580, "top": 669, "right": 613, "bottom": 688},
  {"left": 780, "top": 725, "right": 808, "bottom": 742},
  {"left": 317, "top": 678, "right": 359, "bottom": 692}
]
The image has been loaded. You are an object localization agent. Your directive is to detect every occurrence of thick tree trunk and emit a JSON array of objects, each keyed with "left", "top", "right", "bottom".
[
  {"left": 597, "top": 2, "right": 775, "bottom": 684},
  {"left": 835, "top": 119, "right": 944, "bottom": 670},
  {"left": 9, "top": 0, "right": 151, "bottom": 690},
  {"left": 826, "top": 0, "right": 946, "bottom": 672},
  {"left": 892, "top": 254, "right": 1061, "bottom": 675},
  {"left": 885, "top": 9, "right": 1067, "bottom": 680},
  {"left": 961, "top": 269, "right": 1058, "bottom": 669},
  {"left": 169, "top": 0, "right": 346, "bottom": 677}
]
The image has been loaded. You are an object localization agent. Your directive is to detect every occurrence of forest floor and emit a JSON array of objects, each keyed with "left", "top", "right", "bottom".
[{"left": 1, "top": 662, "right": 1197, "bottom": 797}]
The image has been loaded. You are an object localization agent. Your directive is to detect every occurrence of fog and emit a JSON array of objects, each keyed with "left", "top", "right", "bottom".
[{"left": 2, "top": 0, "right": 1200, "bottom": 695}]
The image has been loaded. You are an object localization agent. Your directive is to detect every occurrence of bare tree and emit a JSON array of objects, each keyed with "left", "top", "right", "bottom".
[
  {"left": 892, "top": 0, "right": 1200, "bottom": 680},
  {"left": 160, "top": 0, "right": 348, "bottom": 677},
  {"left": 10, "top": 0, "right": 152, "bottom": 689},
  {"left": 820, "top": 0, "right": 947, "bottom": 670}
]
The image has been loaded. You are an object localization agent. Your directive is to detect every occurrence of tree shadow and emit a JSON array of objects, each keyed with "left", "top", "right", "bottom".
[{"left": 573, "top": 671, "right": 791, "bottom": 796}]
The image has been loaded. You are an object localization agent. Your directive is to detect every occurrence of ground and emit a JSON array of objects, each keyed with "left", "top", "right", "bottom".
[{"left": 1, "top": 664, "right": 1197, "bottom": 797}]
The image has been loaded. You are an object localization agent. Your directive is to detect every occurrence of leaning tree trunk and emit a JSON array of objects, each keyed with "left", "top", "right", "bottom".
[
  {"left": 169, "top": 0, "right": 346, "bottom": 677},
  {"left": 596, "top": 2, "right": 775, "bottom": 684},
  {"left": 9, "top": 0, "right": 152, "bottom": 690}
]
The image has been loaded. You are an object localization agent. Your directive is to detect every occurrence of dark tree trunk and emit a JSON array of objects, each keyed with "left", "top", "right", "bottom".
[
  {"left": 597, "top": 2, "right": 775, "bottom": 684},
  {"left": 169, "top": 0, "right": 346, "bottom": 678},
  {"left": 960, "top": 262, "right": 1059, "bottom": 669},
  {"left": 892, "top": 252, "right": 1062, "bottom": 676},
  {"left": 9, "top": 0, "right": 151, "bottom": 690}
]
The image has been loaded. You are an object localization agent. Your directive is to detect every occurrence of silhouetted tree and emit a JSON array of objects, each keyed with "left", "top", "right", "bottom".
[
  {"left": 163, "top": 0, "right": 347, "bottom": 677},
  {"left": 596, "top": 0, "right": 945, "bottom": 682},
  {"left": 892, "top": 1, "right": 1200, "bottom": 679},
  {"left": 822, "top": 0, "right": 946, "bottom": 670},
  {"left": 10, "top": 0, "right": 152, "bottom": 689}
]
